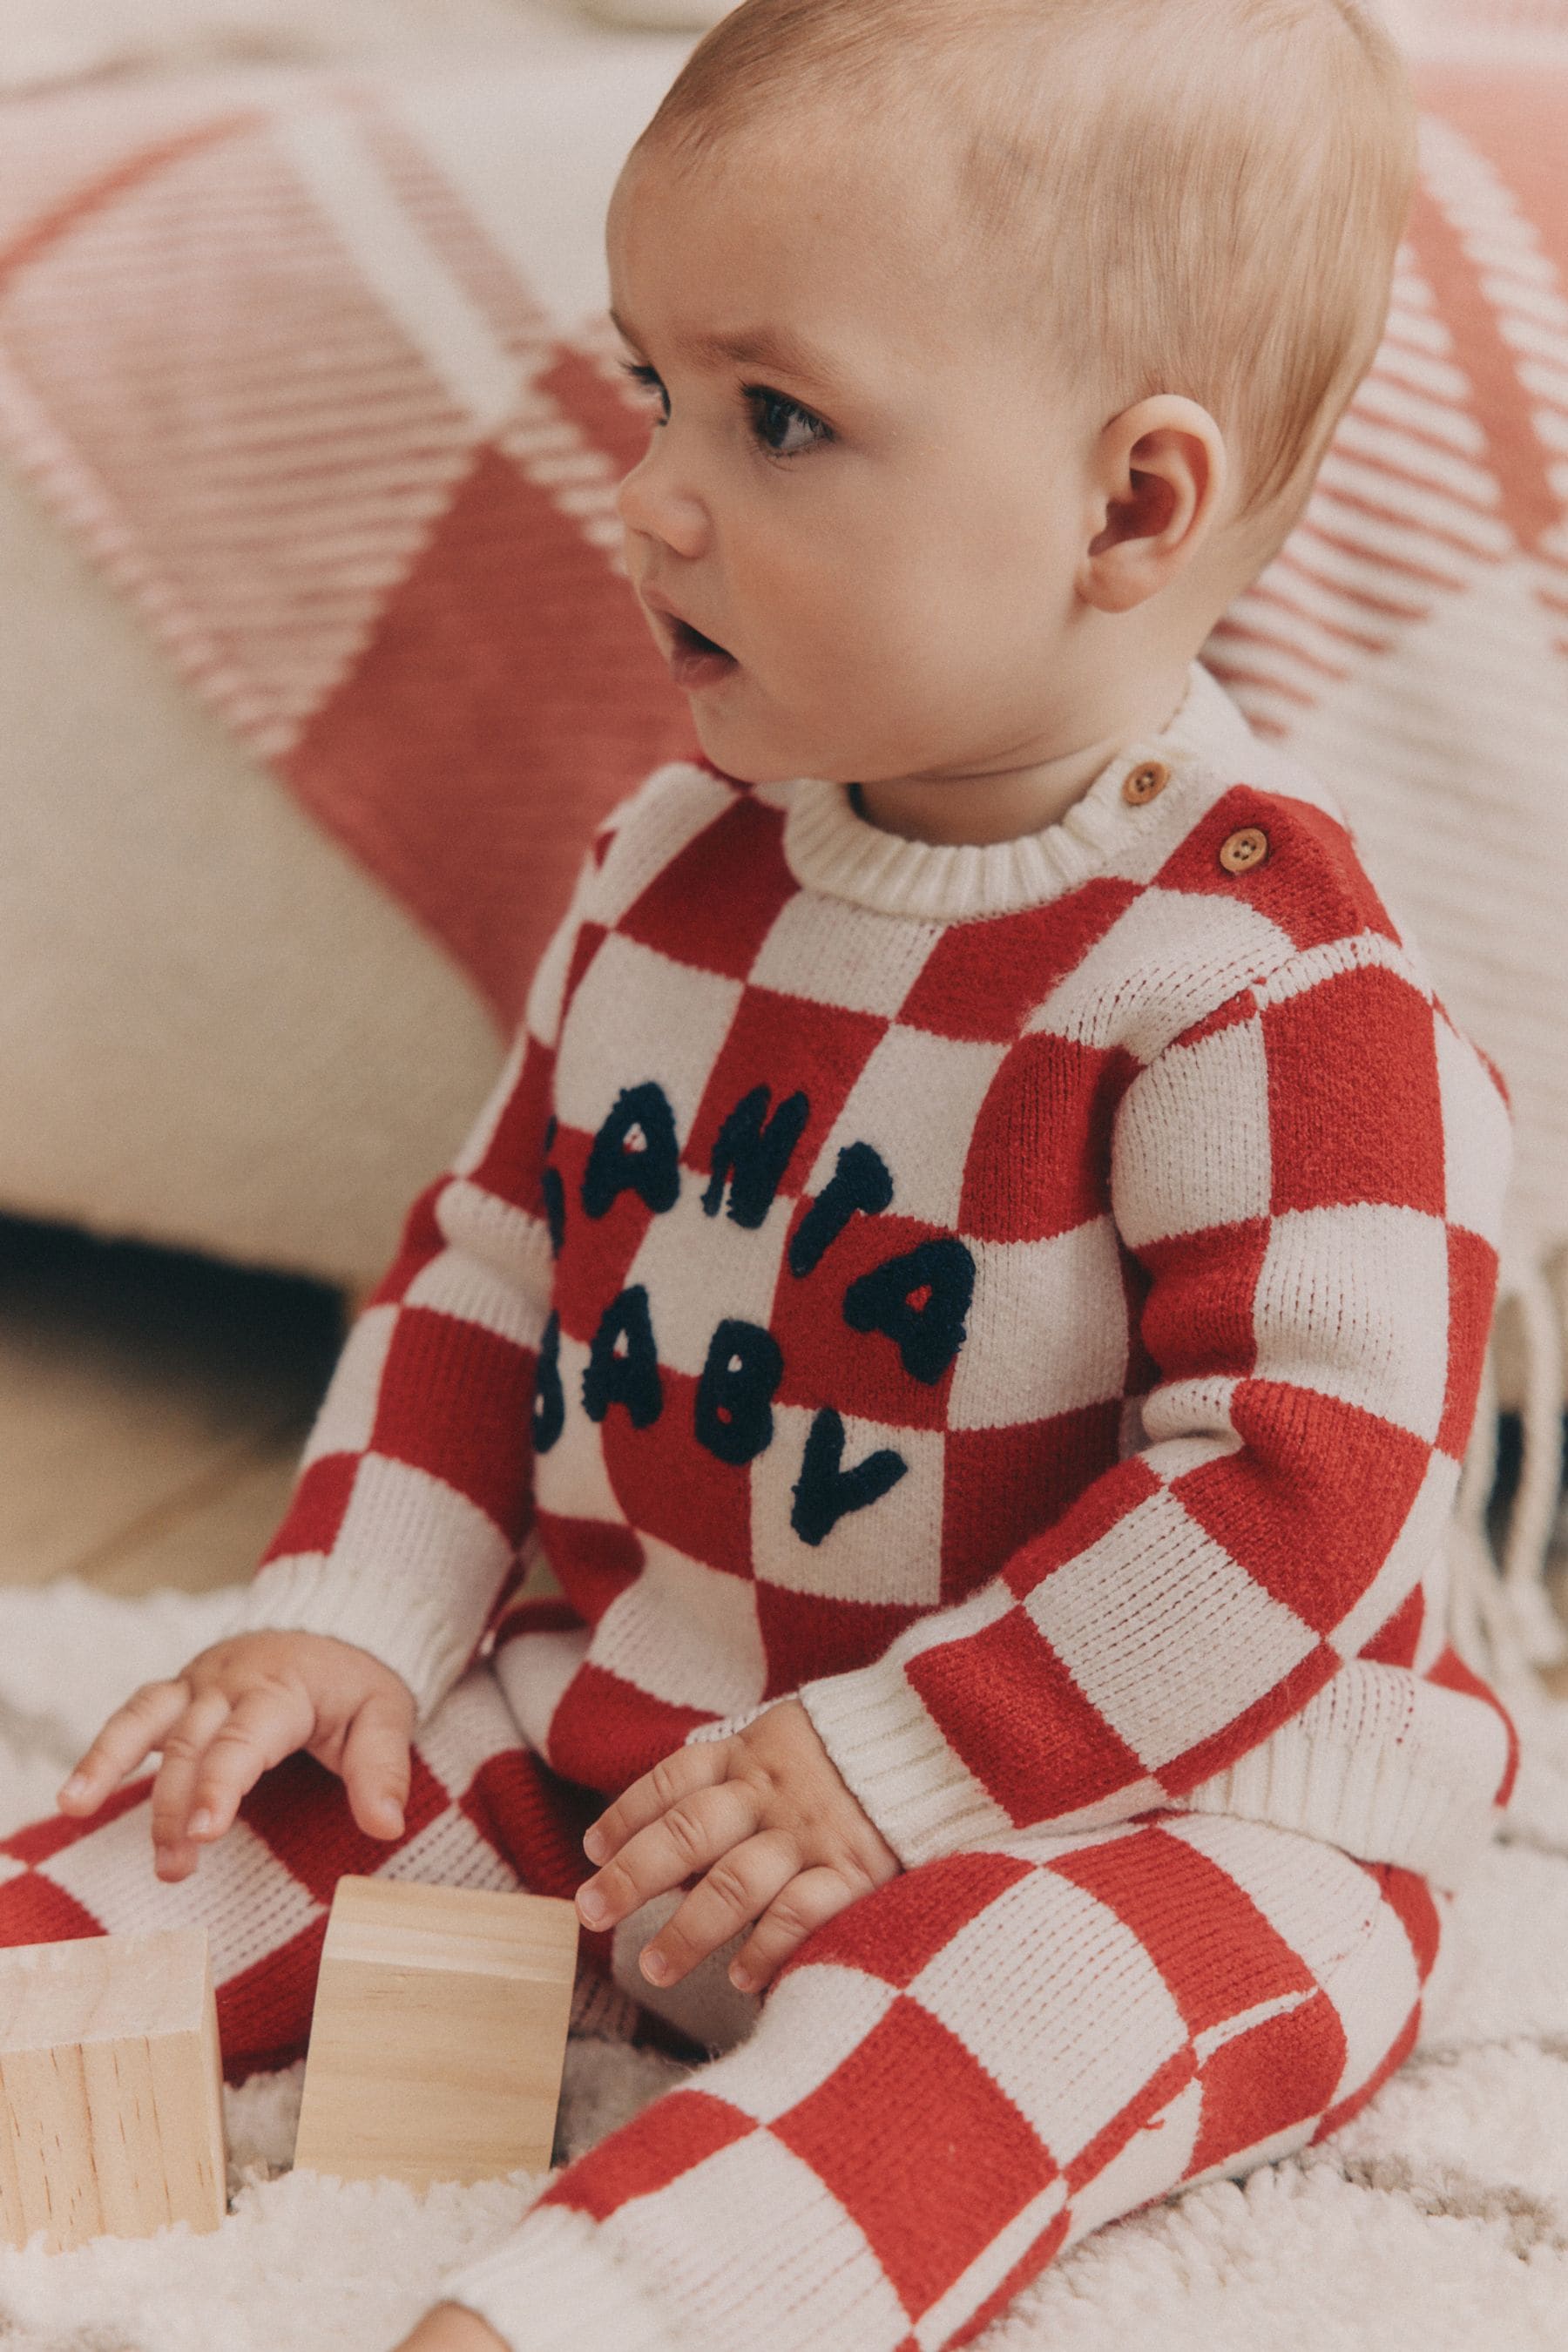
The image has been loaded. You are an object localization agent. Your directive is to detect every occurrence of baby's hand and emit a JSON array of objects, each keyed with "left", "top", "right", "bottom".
[
  {"left": 55, "top": 1631, "right": 417, "bottom": 1882},
  {"left": 576, "top": 1698, "right": 902, "bottom": 1995}
]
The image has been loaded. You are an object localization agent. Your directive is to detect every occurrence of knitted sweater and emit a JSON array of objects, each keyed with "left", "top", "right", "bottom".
[{"left": 231, "top": 661, "right": 1519, "bottom": 1893}]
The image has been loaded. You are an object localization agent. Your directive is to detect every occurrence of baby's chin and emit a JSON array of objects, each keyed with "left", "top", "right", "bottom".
[{"left": 689, "top": 704, "right": 867, "bottom": 791}]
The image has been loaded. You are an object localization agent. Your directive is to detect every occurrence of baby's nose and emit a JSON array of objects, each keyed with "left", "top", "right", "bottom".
[{"left": 616, "top": 449, "right": 710, "bottom": 560}]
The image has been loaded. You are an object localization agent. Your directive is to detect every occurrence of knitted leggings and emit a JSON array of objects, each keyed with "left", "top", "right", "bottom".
[{"left": 0, "top": 1659, "right": 1445, "bottom": 2352}]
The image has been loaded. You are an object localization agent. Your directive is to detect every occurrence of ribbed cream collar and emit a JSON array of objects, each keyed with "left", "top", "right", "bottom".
[{"left": 777, "top": 659, "right": 1256, "bottom": 923}]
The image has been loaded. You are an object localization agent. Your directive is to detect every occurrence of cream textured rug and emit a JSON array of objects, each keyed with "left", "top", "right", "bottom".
[{"left": 0, "top": 1579, "right": 1567, "bottom": 2349}]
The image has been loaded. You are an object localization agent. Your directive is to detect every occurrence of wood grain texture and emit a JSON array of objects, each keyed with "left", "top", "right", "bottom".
[
  {"left": 293, "top": 1876, "right": 579, "bottom": 2188},
  {"left": 0, "top": 1927, "right": 226, "bottom": 2252}
]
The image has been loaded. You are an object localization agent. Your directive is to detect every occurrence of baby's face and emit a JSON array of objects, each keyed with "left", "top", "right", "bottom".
[{"left": 606, "top": 124, "right": 1105, "bottom": 791}]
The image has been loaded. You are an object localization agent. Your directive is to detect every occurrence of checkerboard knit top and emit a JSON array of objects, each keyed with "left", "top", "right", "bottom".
[{"left": 232, "top": 662, "right": 1520, "bottom": 1892}]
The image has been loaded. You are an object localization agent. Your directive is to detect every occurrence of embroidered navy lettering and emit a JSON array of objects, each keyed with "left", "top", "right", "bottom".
[
  {"left": 542, "top": 1166, "right": 566, "bottom": 1257},
  {"left": 694, "top": 1318, "right": 784, "bottom": 1465},
  {"left": 532, "top": 1310, "right": 564, "bottom": 1453},
  {"left": 790, "top": 1409, "right": 908, "bottom": 1545},
  {"left": 787, "top": 1141, "right": 894, "bottom": 1278},
  {"left": 842, "top": 1237, "right": 976, "bottom": 1383},
  {"left": 583, "top": 1286, "right": 664, "bottom": 1428},
  {"left": 701, "top": 1085, "right": 810, "bottom": 1227},
  {"left": 582, "top": 1083, "right": 681, "bottom": 1219}
]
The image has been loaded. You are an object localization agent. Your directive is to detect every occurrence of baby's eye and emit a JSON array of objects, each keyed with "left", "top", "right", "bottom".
[
  {"left": 745, "top": 385, "right": 832, "bottom": 460},
  {"left": 615, "top": 360, "right": 831, "bottom": 462},
  {"left": 618, "top": 359, "right": 669, "bottom": 422}
]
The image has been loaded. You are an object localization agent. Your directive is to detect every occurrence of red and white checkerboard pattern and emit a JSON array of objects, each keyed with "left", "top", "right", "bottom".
[
  {"left": 0, "top": 668, "right": 1515, "bottom": 2352},
  {"left": 446, "top": 1808, "right": 1449, "bottom": 2352},
  {"left": 228, "top": 665, "right": 1518, "bottom": 1895}
]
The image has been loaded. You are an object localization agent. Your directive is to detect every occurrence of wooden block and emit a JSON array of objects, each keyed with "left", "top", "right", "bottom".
[
  {"left": 0, "top": 1930, "right": 227, "bottom": 2253},
  {"left": 293, "top": 1876, "right": 579, "bottom": 2190}
]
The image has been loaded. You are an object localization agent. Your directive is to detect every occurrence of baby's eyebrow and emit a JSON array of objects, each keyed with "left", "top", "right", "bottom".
[{"left": 610, "top": 306, "right": 850, "bottom": 399}]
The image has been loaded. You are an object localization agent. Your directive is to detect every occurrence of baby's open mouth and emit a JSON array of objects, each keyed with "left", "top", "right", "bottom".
[
  {"left": 672, "top": 617, "right": 732, "bottom": 659},
  {"left": 665, "top": 615, "right": 738, "bottom": 691}
]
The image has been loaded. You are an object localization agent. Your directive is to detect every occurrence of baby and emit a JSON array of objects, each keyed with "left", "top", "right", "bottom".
[{"left": 17, "top": 2, "right": 1522, "bottom": 2348}]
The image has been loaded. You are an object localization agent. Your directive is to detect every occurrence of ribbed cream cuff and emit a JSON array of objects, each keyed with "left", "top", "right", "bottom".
[
  {"left": 440, "top": 2204, "right": 680, "bottom": 2352},
  {"left": 1173, "top": 1661, "right": 1511, "bottom": 1890},
  {"left": 222, "top": 1550, "right": 495, "bottom": 1729},
  {"left": 799, "top": 1662, "right": 1010, "bottom": 1866}
]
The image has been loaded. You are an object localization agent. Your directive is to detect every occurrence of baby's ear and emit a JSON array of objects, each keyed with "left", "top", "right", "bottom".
[{"left": 1078, "top": 395, "right": 1227, "bottom": 615}]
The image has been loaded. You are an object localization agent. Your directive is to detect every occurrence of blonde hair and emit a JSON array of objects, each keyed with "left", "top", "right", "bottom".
[{"left": 632, "top": 0, "right": 1417, "bottom": 551}]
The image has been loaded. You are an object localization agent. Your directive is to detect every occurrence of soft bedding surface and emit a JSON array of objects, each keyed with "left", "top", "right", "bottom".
[{"left": 1, "top": 1576, "right": 1567, "bottom": 2349}]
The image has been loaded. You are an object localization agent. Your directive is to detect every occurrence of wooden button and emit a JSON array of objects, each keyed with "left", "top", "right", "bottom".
[
  {"left": 1219, "top": 825, "right": 1269, "bottom": 875},
  {"left": 1122, "top": 760, "right": 1168, "bottom": 807}
]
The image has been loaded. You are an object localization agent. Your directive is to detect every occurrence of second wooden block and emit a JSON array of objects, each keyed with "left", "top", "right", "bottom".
[{"left": 293, "top": 1876, "right": 579, "bottom": 2189}]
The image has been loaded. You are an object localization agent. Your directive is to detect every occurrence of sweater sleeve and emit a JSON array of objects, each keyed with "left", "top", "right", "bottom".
[
  {"left": 222, "top": 834, "right": 610, "bottom": 1728},
  {"left": 794, "top": 937, "right": 1513, "bottom": 1867}
]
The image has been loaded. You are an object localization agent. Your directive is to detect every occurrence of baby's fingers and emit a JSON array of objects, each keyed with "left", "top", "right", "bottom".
[
  {"left": 177, "top": 1683, "right": 315, "bottom": 1845},
  {"left": 57, "top": 1680, "right": 192, "bottom": 1815},
  {"left": 729, "top": 1865, "right": 860, "bottom": 1995},
  {"left": 148, "top": 1689, "right": 241, "bottom": 1877},
  {"left": 578, "top": 1775, "right": 760, "bottom": 1943},
  {"left": 340, "top": 1696, "right": 414, "bottom": 1840},
  {"left": 639, "top": 1829, "right": 799, "bottom": 1987},
  {"left": 583, "top": 1740, "right": 727, "bottom": 1865}
]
